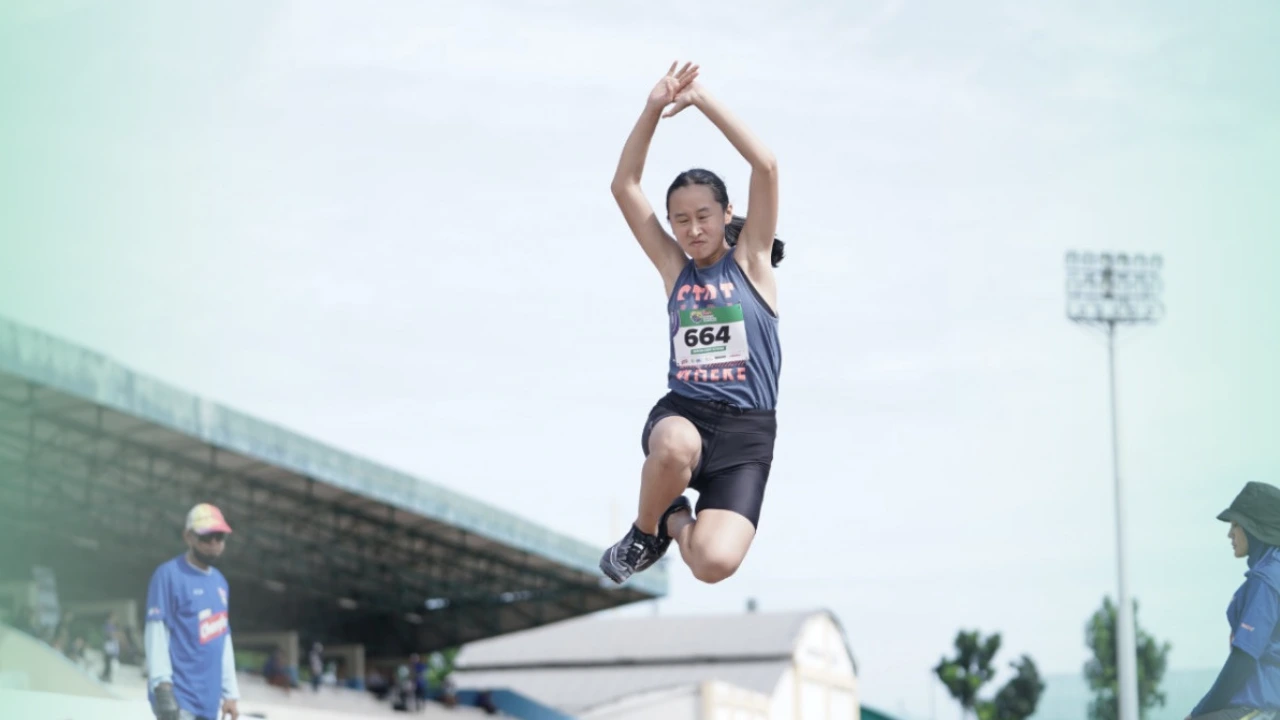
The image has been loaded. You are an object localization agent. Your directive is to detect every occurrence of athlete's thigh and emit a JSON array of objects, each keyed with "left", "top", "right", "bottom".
[
  {"left": 695, "top": 461, "right": 771, "bottom": 529},
  {"left": 688, "top": 466, "right": 767, "bottom": 577}
]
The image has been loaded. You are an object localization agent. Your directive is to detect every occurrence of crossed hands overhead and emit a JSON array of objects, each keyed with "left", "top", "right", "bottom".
[{"left": 647, "top": 61, "right": 701, "bottom": 119}]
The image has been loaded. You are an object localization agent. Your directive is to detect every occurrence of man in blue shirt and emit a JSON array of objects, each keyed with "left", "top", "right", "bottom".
[
  {"left": 145, "top": 503, "right": 241, "bottom": 720},
  {"left": 1191, "top": 482, "right": 1280, "bottom": 720}
]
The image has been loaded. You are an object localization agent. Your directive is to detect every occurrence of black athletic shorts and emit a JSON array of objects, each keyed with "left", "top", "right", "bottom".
[{"left": 640, "top": 391, "right": 778, "bottom": 528}]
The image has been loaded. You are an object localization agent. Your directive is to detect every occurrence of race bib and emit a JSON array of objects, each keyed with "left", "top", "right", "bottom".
[{"left": 674, "top": 305, "right": 749, "bottom": 367}]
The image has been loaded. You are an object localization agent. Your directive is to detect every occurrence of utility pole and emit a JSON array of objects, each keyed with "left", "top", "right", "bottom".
[{"left": 1065, "top": 251, "right": 1165, "bottom": 720}]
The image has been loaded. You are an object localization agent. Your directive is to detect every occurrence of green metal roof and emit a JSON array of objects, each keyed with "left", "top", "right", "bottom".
[
  {"left": 0, "top": 314, "right": 668, "bottom": 598},
  {"left": 860, "top": 706, "right": 906, "bottom": 720}
]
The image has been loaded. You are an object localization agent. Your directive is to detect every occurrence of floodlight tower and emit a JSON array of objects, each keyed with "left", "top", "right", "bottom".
[{"left": 1065, "top": 251, "right": 1165, "bottom": 720}]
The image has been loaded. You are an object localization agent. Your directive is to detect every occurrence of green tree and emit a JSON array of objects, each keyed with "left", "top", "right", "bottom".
[
  {"left": 426, "top": 647, "right": 458, "bottom": 687},
  {"left": 935, "top": 630, "right": 1000, "bottom": 719},
  {"left": 992, "top": 655, "right": 1047, "bottom": 720},
  {"left": 1084, "top": 596, "right": 1172, "bottom": 720},
  {"left": 935, "top": 630, "right": 1046, "bottom": 720}
]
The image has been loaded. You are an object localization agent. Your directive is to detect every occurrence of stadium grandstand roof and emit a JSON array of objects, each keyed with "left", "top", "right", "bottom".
[{"left": 0, "top": 314, "right": 666, "bottom": 656}]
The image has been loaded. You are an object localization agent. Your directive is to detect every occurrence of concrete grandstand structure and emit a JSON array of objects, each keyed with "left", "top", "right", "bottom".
[
  {"left": 451, "top": 608, "right": 862, "bottom": 720},
  {"left": 0, "top": 314, "right": 666, "bottom": 703}
]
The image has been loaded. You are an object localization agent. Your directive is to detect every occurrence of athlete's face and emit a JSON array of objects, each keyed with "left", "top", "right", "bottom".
[
  {"left": 667, "top": 184, "right": 733, "bottom": 262},
  {"left": 1229, "top": 522, "right": 1248, "bottom": 559},
  {"left": 186, "top": 530, "right": 228, "bottom": 566}
]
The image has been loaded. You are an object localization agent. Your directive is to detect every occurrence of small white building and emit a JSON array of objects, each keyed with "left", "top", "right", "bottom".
[{"left": 451, "top": 608, "right": 861, "bottom": 720}]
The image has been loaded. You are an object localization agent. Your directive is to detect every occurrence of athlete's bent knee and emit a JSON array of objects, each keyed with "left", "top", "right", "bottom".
[
  {"left": 691, "top": 548, "right": 744, "bottom": 584},
  {"left": 647, "top": 418, "right": 700, "bottom": 470}
]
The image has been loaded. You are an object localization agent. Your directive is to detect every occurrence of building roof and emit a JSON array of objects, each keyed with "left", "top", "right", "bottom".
[
  {"left": 452, "top": 609, "right": 849, "bottom": 713},
  {"left": 456, "top": 609, "right": 820, "bottom": 668},
  {"left": 455, "top": 661, "right": 790, "bottom": 714}
]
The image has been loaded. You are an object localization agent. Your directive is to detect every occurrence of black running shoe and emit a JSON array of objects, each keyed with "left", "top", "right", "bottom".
[
  {"left": 600, "top": 496, "right": 694, "bottom": 584},
  {"left": 599, "top": 524, "right": 665, "bottom": 584}
]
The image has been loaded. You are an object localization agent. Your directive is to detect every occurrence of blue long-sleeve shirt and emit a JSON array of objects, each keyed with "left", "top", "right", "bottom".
[
  {"left": 1195, "top": 547, "right": 1280, "bottom": 715},
  {"left": 143, "top": 554, "right": 240, "bottom": 719},
  {"left": 145, "top": 618, "right": 239, "bottom": 698}
]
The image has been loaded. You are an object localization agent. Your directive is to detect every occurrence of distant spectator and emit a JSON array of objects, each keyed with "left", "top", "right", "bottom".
[
  {"left": 15, "top": 606, "right": 41, "bottom": 639},
  {"left": 411, "top": 653, "right": 428, "bottom": 710},
  {"left": 436, "top": 675, "right": 458, "bottom": 709},
  {"left": 365, "top": 668, "right": 389, "bottom": 700},
  {"left": 52, "top": 610, "right": 75, "bottom": 653},
  {"left": 110, "top": 620, "right": 141, "bottom": 667},
  {"left": 102, "top": 612, "right": 121, "bottom": 683},
  {"left": 391, "top": 664, "right": 416, "bottom": 712},
  {"left": 262, "top": 648, "right": 292, "bottom": 693},
  {"left": 67, "top": 636, "right": 87, "bottom": 668},
  {"left": 122, "top": 623, "right": 144, "bottom": 665},
  {"left": 475, "top": 690, "right": 498, "bottom": 715},
  {"left": 308, "top": 642, "right": 324, "bottom": 692}
]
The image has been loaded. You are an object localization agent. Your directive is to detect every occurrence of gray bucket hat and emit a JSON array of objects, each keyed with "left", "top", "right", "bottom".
[{"left": 1219, "top": 481, "right": 1280, "bottom": 547}]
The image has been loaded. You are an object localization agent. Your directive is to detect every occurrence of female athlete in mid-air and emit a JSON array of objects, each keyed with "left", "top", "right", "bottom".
[{"left": 600, "top": 61, "right": 785, "bottom": 585}]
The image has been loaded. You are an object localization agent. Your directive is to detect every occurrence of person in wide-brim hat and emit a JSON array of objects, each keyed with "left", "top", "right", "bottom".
[
  {"left": 1219, "top": 481, "right": 1280, "bottom": 548},
  {"left": 1189, "top": 482, "right": 1280, "bottom": 720}
]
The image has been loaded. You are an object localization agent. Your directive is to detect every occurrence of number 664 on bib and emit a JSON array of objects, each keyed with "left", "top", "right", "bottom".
[{"left": 673, "top": 305, "right": 750, "bottom": 368}]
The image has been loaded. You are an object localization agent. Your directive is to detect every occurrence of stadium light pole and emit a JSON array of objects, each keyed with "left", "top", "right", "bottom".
[{"left": 1065, "top": 251, "right": 1165, "bottom": 720}]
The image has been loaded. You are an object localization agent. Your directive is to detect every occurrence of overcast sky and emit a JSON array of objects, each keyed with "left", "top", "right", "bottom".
[{"left": 2, "top": 1, "right": 1278, "bottom": 717}]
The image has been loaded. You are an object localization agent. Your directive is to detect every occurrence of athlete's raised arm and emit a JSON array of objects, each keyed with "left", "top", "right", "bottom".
[
  {"left": 611, "top": 62, "right": 700, "bottom": 295},
  {"left": 666, "top": 83, "right": 780, "bottom": 272}
]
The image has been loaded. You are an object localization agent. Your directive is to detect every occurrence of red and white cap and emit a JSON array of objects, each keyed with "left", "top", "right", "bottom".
[{"left": 185, "top": 503, "right": 233, "bottom": 535}]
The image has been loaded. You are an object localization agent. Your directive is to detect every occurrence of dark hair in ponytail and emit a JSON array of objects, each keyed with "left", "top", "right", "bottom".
[
  {"left": 666, "top": 168, "right": 786, "bottom": 268},
  {"left": 724, "top": 214, "right": 785, "bottom": 267}
]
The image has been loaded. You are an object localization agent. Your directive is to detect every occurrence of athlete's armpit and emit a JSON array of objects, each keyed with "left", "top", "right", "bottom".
[{"left": 731, "top": 249, "right": 779, "bottom": 315}]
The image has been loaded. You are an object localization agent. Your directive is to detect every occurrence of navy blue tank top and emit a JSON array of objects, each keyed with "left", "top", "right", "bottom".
[{"left": 666, "top": 249, "right": 781, "bottom": 410}]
